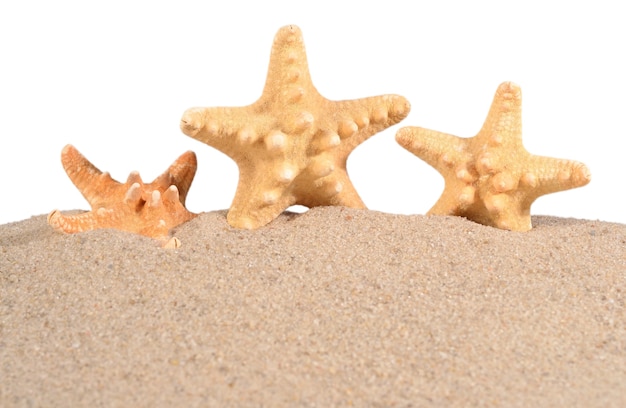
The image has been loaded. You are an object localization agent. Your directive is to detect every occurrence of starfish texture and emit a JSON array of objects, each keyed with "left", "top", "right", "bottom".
[
  {"left": 180, "top": 24, "right": 410, "bottom": 229},
  {"left": 395, "top": 82, "right": 591, "bottom": 231},
  {"left": 48, "top": 145, "right": 198, "bottom": 247}
]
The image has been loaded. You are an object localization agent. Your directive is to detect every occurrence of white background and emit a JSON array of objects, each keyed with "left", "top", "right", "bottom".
[{"left": 1, "top": 1, "right": 623, "bottom": 226}]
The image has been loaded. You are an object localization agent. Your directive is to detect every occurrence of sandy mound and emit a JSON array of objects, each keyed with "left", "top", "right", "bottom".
[{"left": 1, "top": 207, "right": 625, "bottom": 407}]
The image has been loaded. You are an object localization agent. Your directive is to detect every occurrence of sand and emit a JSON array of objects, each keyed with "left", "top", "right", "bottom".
[{"left": 1, "top": 207, "right": 625, "bottom": 407}]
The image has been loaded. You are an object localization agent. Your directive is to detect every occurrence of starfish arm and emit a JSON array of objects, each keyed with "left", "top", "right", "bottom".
[
  {"left": 49, "top": 205, "right": 170, "bottom": 238},
  {"left": 395, "top": 126, "right": 468, "bottom": 177},
  {"left": 319, "top": 178, "right": 365, "bottom": 208},
  {"left": 180, "top": 106, "right": 279, "bottom": 161},
  {"left": 151, "top": 150, "right": 198, "bottom": 205},
  {"left": 48, "top": 209, "right": 100, "bottom": 234},
  {"left": 47, "top": 207, "right": 127, "bottom": 234},
  {"left": 60, "top": 145, "right": 125, "bottom": 209},
  {"left": 293, "top": 167, "right": 366, "bottom": 209},
  {"left": 520, "top": 155, "right": 591, "bottom": 201},
  {"left": 49, "top": 206, "right": 188, "bottom": 248},
  {"left": 226, "top": 164, "right": 297, "bottom": 229},
  {"left": 481, "top": 192, "right": 532, "bottom": 231},
  {"left": 427, "top": 180, "right": 477, "bottom": 216},
  {"left": 477, "top": 82, "right": 524, "bottom": 149},
  {"left": 260, "top": 25, "right": 314, "bottom": 106},
  {"left": 49, "top": 190, "right": 197, "bottom": 239},
  {"left": 330, "top": 95, "right": 411, "bottom": 153}
]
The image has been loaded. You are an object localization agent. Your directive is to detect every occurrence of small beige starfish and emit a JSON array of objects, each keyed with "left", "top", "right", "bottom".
[
  {"left": 180, "top": 24, "right": 410, "bottom": 229},
  {"left": 395, "top": 81, "right": 591, "bottom": 231},
  {"left": 48, "top": 145, "right": 198, "bottom": 247}
]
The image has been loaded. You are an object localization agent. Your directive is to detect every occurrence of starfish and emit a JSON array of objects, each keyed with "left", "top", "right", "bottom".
[
  {"left": 47, "top": 144, "right": 198, "bottom": 247},
  {"left": 180, "top": 24, "right": 410, "bottom": 229},
  {"left": 395, "top": 81, "right": 591, "bottom": 231}
]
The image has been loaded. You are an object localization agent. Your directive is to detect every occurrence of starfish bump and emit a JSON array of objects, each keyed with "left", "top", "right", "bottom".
[
  {"left": 180, "top": 24, "right": 410, "bottom": 229},
  {"left": 395, "top": 82, "right": 591, "bottom": 231},
  {"left": 48, "top": 144, "right": 198, "bottom": 247}
]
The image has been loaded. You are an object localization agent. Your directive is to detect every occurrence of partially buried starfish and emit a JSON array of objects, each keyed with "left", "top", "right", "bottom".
[
  {"left": 395, "top": 81, "right": 591, "bottom": 231},
  {"left": 48, "top": 145, "right": 198, "bottom": 247},
  {"left": 180, "top": 24, "right": 410, "bottom": 229}
]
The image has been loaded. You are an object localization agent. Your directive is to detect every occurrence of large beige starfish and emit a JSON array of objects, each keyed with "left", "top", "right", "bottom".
[
  {"left": 48, "top": 144, "right": 198, "bottom": 247},
  {"left": 395, "top": 82, "right": 591, "bottom": 231},
  {"left": 180, "top": 24, "right": 410, "bottom": 229}
]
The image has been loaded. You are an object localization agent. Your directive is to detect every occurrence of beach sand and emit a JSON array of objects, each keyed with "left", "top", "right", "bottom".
[{"left": 1, "top": 207, "right": 625, "bottom": 407}]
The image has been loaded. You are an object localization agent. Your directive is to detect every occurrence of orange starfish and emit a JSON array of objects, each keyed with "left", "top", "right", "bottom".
[
  {"left": 395, "top": 82, "right": 591, "bottom": 231},
  {"left": 180, "top": 24, "right": 410, "bottom": 229},
  {"left": 48, "top": 144, "right": 198, "bottom": 247}
]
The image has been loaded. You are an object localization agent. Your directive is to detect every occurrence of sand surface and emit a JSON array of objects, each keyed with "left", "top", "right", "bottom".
[{"left": 1, "top": 207, "right": 625, "bottom": 407}]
